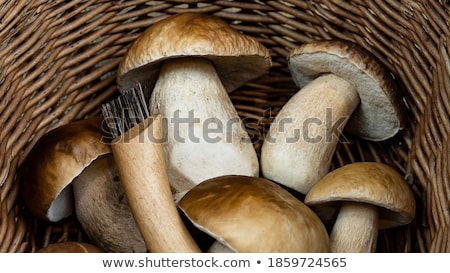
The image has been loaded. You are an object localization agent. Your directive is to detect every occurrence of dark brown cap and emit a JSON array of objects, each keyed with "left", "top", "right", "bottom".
[{"left": 20, "top": 117, "right": 111, "bottom": 222}]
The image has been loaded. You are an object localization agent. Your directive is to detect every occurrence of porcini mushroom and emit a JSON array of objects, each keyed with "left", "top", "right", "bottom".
[
  {"left": 37, "top": 242, "right": 103, "bottom": 253},
  {"left": 20, "top": 117, "right": 146, "bottom": 252},
  {"left": 20, "top": 117, "right": 110, "bottom": 222},
  {"left": 304, "top": 162, "right": 416, "bottom": 253},
  {"left": 117, "top": 13, "right": 271, "bottom": 196},
  {"left": 178, "top": 175, "right": 330, "bottom": 253},
  {"left": 261, "top": 40, "right": 406, "bottom": 195},
  {"left": 73, "top": 154, "right": 146, "bottom": 253}
]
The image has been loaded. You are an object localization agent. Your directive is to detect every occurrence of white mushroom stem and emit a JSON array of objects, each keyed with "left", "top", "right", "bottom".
[
  {"left": 261, "top": 73, "right": 360, "bottom": 194},
  {"left": 330, "top": 202, "right": 379, "bottom": 253},
  {"left": 150, "top": 57, "right": 259, "bottom": 195}
]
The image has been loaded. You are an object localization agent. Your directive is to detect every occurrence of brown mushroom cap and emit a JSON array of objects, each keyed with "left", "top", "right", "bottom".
[
  {"left": 304, "top": 162, "right": 416, "bottom": 229},
  {"left": 288, "top": 40, "right": 406, "bottom": 141},
  {"left": 178, "top": 175, "right": 330, "bottom": 252},
  {"left": 37, "top": 242, "right": 103, "bottom": 253},
  {"left": 20, "top": 117, "right": 111, "bottom": 222},
  {"left": 117, "top": 12, "right": 271, "bottom": 93}
]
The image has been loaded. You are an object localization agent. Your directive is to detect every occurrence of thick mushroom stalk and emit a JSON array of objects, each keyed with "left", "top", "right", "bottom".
[
  {"left": 109, "top": 115, "right": 201, "bottom": 253},
  {"left": 150, "top": 57, "right": 259, "bottom": 195},
  {"left": 330, "top": 202, "right": 379, "bottom": 253},
  {"left": 261, "top": 73, "right": 360, "bottom": 194},
  {"left": 73, "top": 154, "right": 146, "bottom": 253}
]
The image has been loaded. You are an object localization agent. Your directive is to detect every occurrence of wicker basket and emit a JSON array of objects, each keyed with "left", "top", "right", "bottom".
[{"left": 1, "top": 0, "right": 449, "bottom": 253}]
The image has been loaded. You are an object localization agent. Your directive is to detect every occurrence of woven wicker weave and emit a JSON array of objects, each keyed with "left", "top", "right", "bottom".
[{"left": 1, "top": 0, "right": 449, "bottom": 253}]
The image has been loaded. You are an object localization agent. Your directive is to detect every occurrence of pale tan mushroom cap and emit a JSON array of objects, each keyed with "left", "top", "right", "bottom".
[
  {"left": 304, "top": 162, "right": 416, "bottom": 229},
  {"left": 178, "top": 175, "right": 330, "bottom": 253},
  {"left": 117, "top": 12, "right": 271, "bottom": 92},
  {"left": 289, "top": 40, "right": 406, "bottom": 141},
  {"left": 20, "top": 117, "right": 111, "bottom": 222}
]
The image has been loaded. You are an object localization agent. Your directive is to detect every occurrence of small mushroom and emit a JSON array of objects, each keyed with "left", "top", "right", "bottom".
[
  {"left": 117, "top": 13, "right": 271, "bottom": 196},
  {"left": 37, "top": 242, "right": 103, "bottom": 253},
  {"left": 20, "top": 117, "right": 110, "bottom": 222},
  {"left": 73, "top": 154, "right": 146, "bottom": 253},
  {"left": 261, "top": 40, "right": 406, "bottom": 195},
  {"left": 178, "top": 175, "right": 330, "bottom": 253},
  {"left": 304, "top": 162, "right": 416, "bottom": 253}
]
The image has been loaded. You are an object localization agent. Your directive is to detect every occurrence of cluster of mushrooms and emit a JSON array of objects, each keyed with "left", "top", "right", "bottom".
[{"left": 20, "top": 13, "right": 415, "bottom": 253}]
